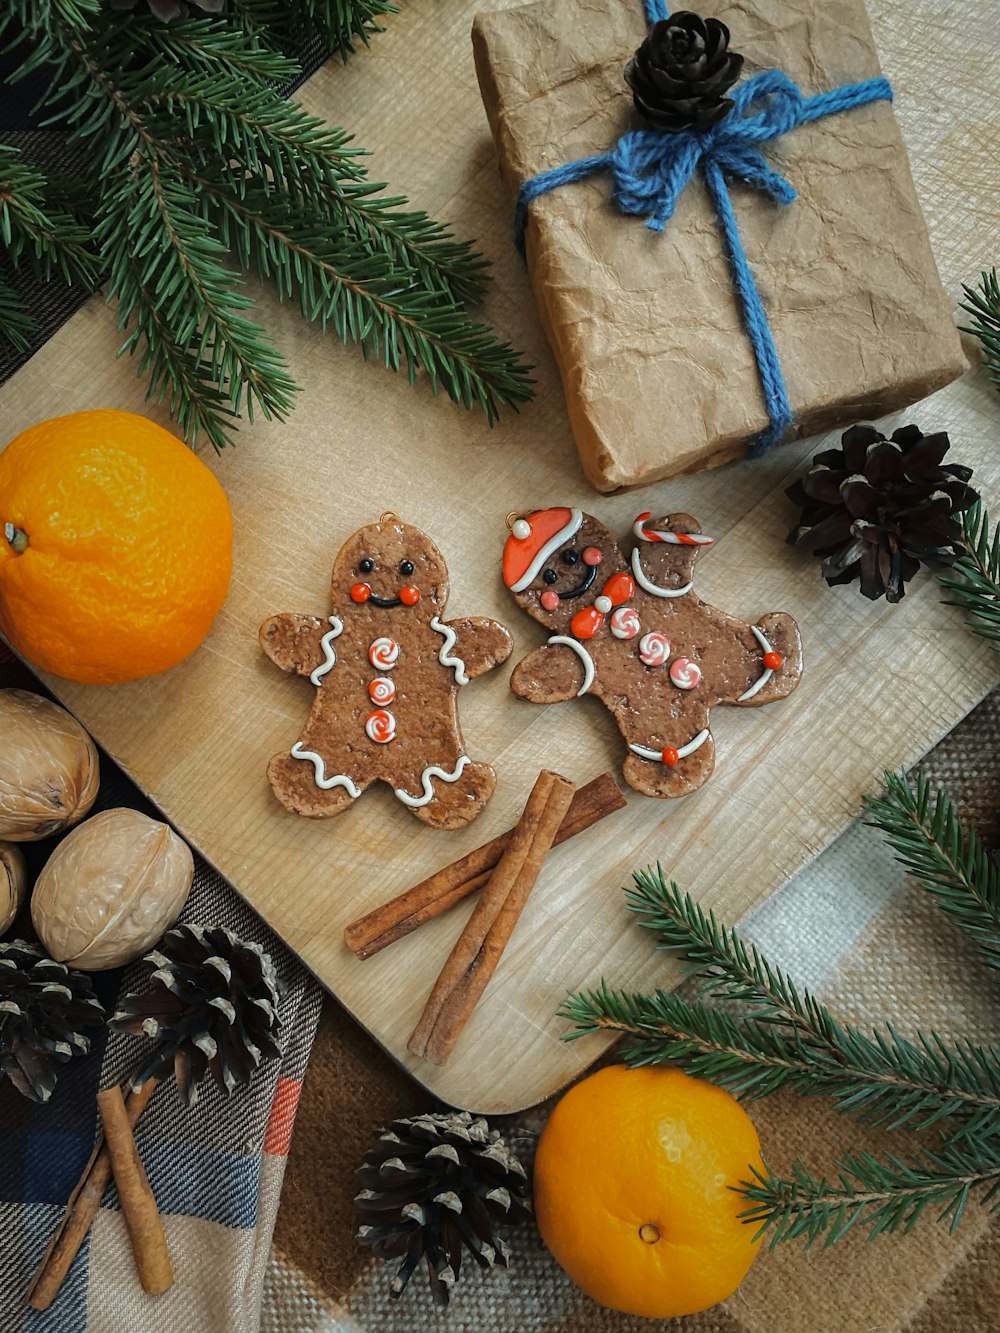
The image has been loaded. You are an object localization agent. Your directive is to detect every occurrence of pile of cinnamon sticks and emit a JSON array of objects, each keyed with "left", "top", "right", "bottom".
[{"left": 345, "top": 770, "right": 626, "bottom": 1064}]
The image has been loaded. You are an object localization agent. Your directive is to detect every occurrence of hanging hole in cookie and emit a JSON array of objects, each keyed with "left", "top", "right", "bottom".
[
  {"left": 379, "top": 511, "right": 398, "bottom": 527},
  {"left": 506, "top": 512, "right": 532, "bottom": 540}
]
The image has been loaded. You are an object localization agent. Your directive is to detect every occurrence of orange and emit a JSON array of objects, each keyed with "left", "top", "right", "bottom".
[
  {"left": 0, "top": 410, "right": 233, "bottom": 685},
  {"left": 534, "top": 1065, "right": 764, "bottom": 1318}
]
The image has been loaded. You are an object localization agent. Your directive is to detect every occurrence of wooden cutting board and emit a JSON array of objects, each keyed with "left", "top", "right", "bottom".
[{"left": 1, "top": 0, "right": 997, "bottom": 1112}]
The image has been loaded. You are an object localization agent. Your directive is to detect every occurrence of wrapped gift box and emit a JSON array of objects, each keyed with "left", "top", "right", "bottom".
[{"left": 472, "top": 0, "right": 966, "bottom": 491}]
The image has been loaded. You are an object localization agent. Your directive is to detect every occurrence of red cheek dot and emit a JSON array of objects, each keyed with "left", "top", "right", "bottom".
[
  {"left": 582, "top": 546, "right": 603, "bottom": 566},
  {"left": 399, "top": 585, "right": 420, "bottom": 606},
  {"left": 351, "top": 583, "right": 371, "bottom": 603},
  {"left": 540, "top": 590, "right": 560, "bottom": 611},
  {"left": 661, "top": 746, "right": 679, "bottom": 766},
  {"left": 763, "top": 651, "right": 783, "bottom": 670}
]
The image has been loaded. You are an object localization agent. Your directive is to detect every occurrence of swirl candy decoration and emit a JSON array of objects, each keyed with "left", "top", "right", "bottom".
[
  {"left": 669, "top": 657, "right": 702, "bottom": 690},
  {"left": 638, "top": 631, "right": 671, "bottom": 667},
  {"left": 368, "top": 676, "right": 396, "bottom": 705},
  {"left": 610, "top": 606, "right": 641, "bottom": 639},
  {"left": 368, "top": 637, "right": 400, "bottom": 671},
  {"left": 365, "top": 709, "right": 397, "bottom": 744}
]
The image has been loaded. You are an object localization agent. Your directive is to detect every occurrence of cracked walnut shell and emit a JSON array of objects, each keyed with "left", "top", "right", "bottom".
[
  {"left": 32, "top": 808, "right": 194, "bottom": 970},
  {"left": 0, "top": 841, "right": 28, "bottom": 935},
  {"left": 0, "top": 689, "right": 99, "bottom": 841}
]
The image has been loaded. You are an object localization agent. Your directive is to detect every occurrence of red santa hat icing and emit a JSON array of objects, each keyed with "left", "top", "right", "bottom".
[{"left": 503, "top": 507, "right": 583, "bottom": 592}]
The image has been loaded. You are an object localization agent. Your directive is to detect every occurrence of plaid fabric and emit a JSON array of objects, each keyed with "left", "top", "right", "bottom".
[{"left": 0, "top": 646, "right": 324, "bottom": 1333}]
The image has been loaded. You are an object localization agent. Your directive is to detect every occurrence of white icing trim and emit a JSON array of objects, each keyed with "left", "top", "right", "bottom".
[
  {"left": 632, "top": 513, "right": 713, "bottom": 545},
  {"left": 629, "top": 729, "right": 711, "bottom": 762},
  {"left": 309, "top": 615, "right": 344, "bottom": 686},
  {"left": 737, "top": 625, "right": 775, "bottom": 702},
  {"left": 395, "top": 756, "right": 471, "bottom": 808},
  {"left": 547, "top": 635, "right": 595, "bottom": 696},
  {"left": 631, "top": 548, "right": 693, "bottom": 599},
  {"left": 430, "top": 615, "right": 469, "bottom": 686},
  {"left": 510, "top": 508, "right": 583, "bottom": 592},
  {"left": 290, "top": 743, "right": 362, "bottom": 797}
]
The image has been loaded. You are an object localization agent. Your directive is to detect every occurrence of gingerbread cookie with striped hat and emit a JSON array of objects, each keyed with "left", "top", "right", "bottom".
[
  {"left": 503, "top": 507, "right": 802, "bottom": 799},
  {"left": 261, "top": 514, "right": 512, "bottom": 829}
]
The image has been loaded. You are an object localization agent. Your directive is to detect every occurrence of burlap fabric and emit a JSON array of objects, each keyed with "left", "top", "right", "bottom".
[{"left": 263, "top": 687, "right": 1000, "bottom": 1332}]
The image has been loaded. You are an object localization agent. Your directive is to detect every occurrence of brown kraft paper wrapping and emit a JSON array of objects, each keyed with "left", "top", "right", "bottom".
[{"left": 471, "top": 0, "right": 967, "bottom": 492}]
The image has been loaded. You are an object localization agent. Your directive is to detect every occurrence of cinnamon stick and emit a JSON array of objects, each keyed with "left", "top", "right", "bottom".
[
  {"left": 96, "top": 1085, "right": 173, "bottom": 1295},
  {"left": 345, "top": 772, "right": 624, "bottom": 960},
  {"left": 408, "top": 769, "right": 575, "bottom": 1066},
  {"left": 27, "top": 1077, "right": 161, "bottom": 1311}
]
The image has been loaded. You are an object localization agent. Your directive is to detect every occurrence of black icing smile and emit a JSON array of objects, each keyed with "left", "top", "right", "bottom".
[
  {"left": 557, "top": 563, "right": 598, "bottom": 600},
  {"left": 369, "top": 592, "right": 402, "bottom": 608}
]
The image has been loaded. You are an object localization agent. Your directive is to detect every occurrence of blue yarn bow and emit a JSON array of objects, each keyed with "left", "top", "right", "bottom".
[{"left": 514, "top": 5, "right": 892, "bottom": 456}]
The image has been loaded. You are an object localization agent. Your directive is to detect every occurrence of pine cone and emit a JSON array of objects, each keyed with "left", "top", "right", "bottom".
[
  {"left": 786, "top": 423, "right": 979, "bottom": 603},
  {"left": 108, "top": 0, "right": 224, "bottom": 22},
  {"left": 110, "top": 923, "right": 282, "bottom": 1104},
  {"left": 0, "top": 940, "right": 105, "bottom": 1103},
  {"left": 625, "top": 12, "right": 744, "bottom": 134},
  {"left": 356, "top": 1111, "right": 532, "bottom": 1305}
]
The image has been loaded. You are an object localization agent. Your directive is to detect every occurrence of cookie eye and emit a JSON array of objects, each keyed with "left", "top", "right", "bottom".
[
  {"left": 359, "top": 557, "right": 374, "bottom": 573},
  {"left": 542, "top": 568, "right": 558, "bottom": 585},
  {"left": 399, "top": 559, "right": 415, "bottom": 576},
  {"left": 561, "top": 549, "right": 579, "bottom": 566}
]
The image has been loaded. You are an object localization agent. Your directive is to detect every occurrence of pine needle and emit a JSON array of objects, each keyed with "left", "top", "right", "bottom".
[
  {"left": 960, "top": 268, "right": 1000, "bottom": 398},
  {"left": 938, "top": 501, "right": 1000, "bottom": 650}
]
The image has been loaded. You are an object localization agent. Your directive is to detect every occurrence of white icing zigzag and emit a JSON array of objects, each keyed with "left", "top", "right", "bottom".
[
  {"left": 309, "top": 615, "right": 344, "bottom": 687},
  {"left": 395, "top": 756, "right": 471, "bottom": 808},
  {"left": 738, "top": 625, "right": 775, "bottom": 702},
  {"left": 290, "top": 742, "right": 362, "bottom": 797},
  {"left": 430, "top": 615, "right": 469, "bottom": 686},
  {"left": 547, "top": 635, "right": 595, "bottom": 696},
  {"left": 631, "top": 548, "right": 693, "bottom": 599}
]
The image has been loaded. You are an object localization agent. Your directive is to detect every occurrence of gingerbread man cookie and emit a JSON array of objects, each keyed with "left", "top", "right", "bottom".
[
  {"left": 261, "top": 515, "right": 513, "bottom": 830},
  {"left": 503, "top": 508, "right": 803, "bottom": 799}
]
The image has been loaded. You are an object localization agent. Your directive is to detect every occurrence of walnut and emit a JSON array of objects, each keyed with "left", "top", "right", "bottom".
[
  {"left": 0, "top": 841, "right": 28, "bottom": 935},
  {"left": 0, "top": 690, "right": 99, "bottom": 840}
]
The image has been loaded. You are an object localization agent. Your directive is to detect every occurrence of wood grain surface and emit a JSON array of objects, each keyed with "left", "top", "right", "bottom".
[{"left": 0, "top": 0, "right": 996, "bottom": 1111}]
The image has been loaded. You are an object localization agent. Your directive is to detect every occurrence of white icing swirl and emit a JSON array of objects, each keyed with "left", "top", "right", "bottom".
[
  {"left": 309, "top": 615, "right": 344, "bottom": 686},
  {"left": 290, "top": 743, "right": 362, "bottom": 797},
  {"left": 368, "top": 676, "right": 396, "bottom": 705},
  {"left": 639, "top": 631, "right": 671, "bottom": 668},
  {"left": 669, "top": 657, "right": 702, "bottom": 690},
  {"left": 395, "top": 756, "right": 471, "bottom": 808},
  {"left": 365, "top": 709, "right": 396, "bottom": 744},
  {"left": 430, "top": 615, "right": 469, "bottom": 686},
  {"left": 369, "top": 637, "right": 400, "bottom": 671},
  {"left": 610, "top": 606, "right": 640, "bottom": 640}
]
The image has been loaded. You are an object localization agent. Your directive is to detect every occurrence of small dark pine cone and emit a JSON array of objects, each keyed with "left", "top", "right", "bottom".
[
  {"left": 356, "top": 1111, "right": 532, "bottom": 1306},
  {"left": 0, "top": 941, "right": 105, "bottom": 1103},
  {"left": 625, "top": 12, "right": 744, "bottom": 134},
  {"left": 108, "top": 0, "right": 223, "bottom": 22},
  {"left": 110, "top": 924, "right": 282, "bottom": 1104},
  {"left": 786, "top": 423, "right": 979, "bottom": 603}
]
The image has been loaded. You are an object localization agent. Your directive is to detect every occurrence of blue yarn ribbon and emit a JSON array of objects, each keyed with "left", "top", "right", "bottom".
[{"left": 514, "top": 4, "right": 892, "bottom": 457}]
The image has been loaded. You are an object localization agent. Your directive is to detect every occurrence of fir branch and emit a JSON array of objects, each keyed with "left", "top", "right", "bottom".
[
  {"left": 938, "top": 501, "right": 1000, "bottom": 650},
  {"left": 740, "top": 1139, "right": 1000, "bottom": 1247},
  {"left": 0, "top": 143, "right": 99, "bottom": 288},
  {"left": 0, "top": 279, "right": 34, "bottom": 353},
  {"left": 960, "top": 268, "right": 1000, "bottom": 397},
  {"left": 560, "top": 979, "right": 1000, "bottom": 1138},
  {"left": 864, "top": 770, "right": 1000, "bottom": 971},
  {"left": 231, "top": 0, "right": 398, "bottom": 61}
]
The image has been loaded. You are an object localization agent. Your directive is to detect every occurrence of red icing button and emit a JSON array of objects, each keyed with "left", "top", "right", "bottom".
[
  {"left": 571, "top": 605, "right": 604, "bottom": 640},
  {"left": 763, "top": 651, "right": 783, "bottom": 670},
  {"left": 662, "top": 746, "right": 679, "bottom": 766},
  {"left": 540, "top": 589, "right": 560, "bottom": 611},
  {"left": 399, "top": 585, "right": 420, "bottom": 606},
  {"left": 582, "top": 546, "right": 603, "bottom": 566},
  {"left": 351, "top": 583, "right": 371, "bottom": 603}
]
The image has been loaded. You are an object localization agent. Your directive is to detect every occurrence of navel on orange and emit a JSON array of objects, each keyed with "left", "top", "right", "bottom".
[
  {"left": 0, "top": 410, "right": 233, "bottom": 685},
  {"left": 534, "top": 1065, "right": 764, "bottom": 1318}
]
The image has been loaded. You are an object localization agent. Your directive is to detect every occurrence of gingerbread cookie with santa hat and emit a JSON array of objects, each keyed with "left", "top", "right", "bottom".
[
  {"left": 261, "top": 513, "right": 513, "bottom": 829},
  {"left": 503, "top": 507, "right": 802, "bottom": 799}
]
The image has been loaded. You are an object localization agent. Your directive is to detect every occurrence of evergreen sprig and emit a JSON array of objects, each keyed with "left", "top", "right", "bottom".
[
  {"left": 938, "top": 502, "right": 1000, "bottom": 650},
  {"left": 864, "top": 770, "right": 1000, "bottom": 971},
  {"left": 960, "top": 268, "right": 1000, "bottom": 398},
  {"left": 563, "top": 868, "right": 1000, "bottom": 1138},
  {"left": 0, "top": 2, "right": 532, "bottom": 447},
  {"left": 740, "top": 1138, "right": 1000, "bottom": 1247}
]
